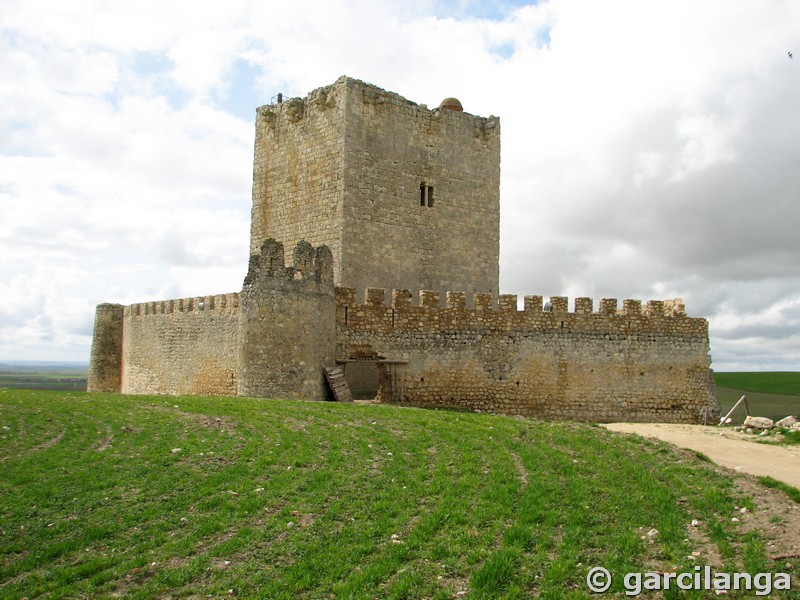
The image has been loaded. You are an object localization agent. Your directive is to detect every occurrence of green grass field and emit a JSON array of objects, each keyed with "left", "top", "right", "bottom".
[
  {"left": 713, "top": 372, "right": 800, "bottom": 397},
  {"left": 1, "top": 389, "right": 795, "bottom": 599},
  {"left": 713, "top": 372, "right": 800, "bottom": 422}
]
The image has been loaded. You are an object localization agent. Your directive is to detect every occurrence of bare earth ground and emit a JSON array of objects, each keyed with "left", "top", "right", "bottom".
[
  {"left": 604, "top": 423, "right": 800, "bottom": 571},
  {"left": 603, "top": 423, "right": 800, "bottom": 489}
]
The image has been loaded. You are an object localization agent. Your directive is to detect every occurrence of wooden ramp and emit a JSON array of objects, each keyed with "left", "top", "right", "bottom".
[{"left": 324, "top": 367, "right": 353, "bottom": 402}]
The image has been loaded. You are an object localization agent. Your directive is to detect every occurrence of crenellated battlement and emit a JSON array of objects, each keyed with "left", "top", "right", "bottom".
[
  {"left": 125, "top": 293, "right": 240, "bottom": 318},
  {"left": 243, "top": 239, "right": 334, "bottom": 293},
  {"left": 335, "top": 285, "right": 714, "bottom": 423},
  {"left": 256, "top": 76, "right": 499, "bottom": 136},
  {"left": 238, "top": 240, "right": 336, "bottom": 401},
  {"left": 336, "top": 287, "right": 686, "bottom": 315},
  {"left": 334, "top": 287, "right": 700, "bottom": 336}
]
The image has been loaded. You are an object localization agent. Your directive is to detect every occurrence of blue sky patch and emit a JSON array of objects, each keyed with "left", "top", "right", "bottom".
[
  {"left": 433, "top": 0, "right": 537, "bottom": 21},
  {"left": 214, "top": 58, "right": 264, "bottom": 120},
  {"left": 112, "top": 51, "right": 191, "bottom": 110},
  {"left": 491, "top": 41, "right": 516, "bottom": 59}
]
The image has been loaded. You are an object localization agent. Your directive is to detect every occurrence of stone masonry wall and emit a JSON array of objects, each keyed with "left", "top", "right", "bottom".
[
  {"left": 121, "top": 294, "right": 240, "bottom": 396},
  {"left": 336, "top": 288, "right": 719, "bottom": 423},
  {"left": 87, "top": 70, "right": 720, "bottom": 424},
  {"left": 87, "top": 303, "right": 124, "bottom": 393},
  {"left": 249, "top": 81, "right": 345, "bottom": 276},
  {"left": 339, "top": 78, "right": 501, "bottom": 299},
  {"left": 249, "top": 77, "right": 500, "bottom": 300},
  {"left": 95, "top": 264, "right": 718, "bottom": 424},
  {"left": 238, "top": 239, "right": 336, "bottom": 402}
]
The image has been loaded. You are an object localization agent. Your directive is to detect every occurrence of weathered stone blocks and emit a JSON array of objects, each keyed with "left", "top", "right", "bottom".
[
  {"left": 238, "top": 240, "right": 336, "bottom": 402},
  {"left": 250, "top": 76, "right": 500, "bottom": 301},
  {"left": 335, "top": 289, "right": 718, "bottom": 423},
  {"left": 87, "top": 303, "right": 124, "bottom": 393}
]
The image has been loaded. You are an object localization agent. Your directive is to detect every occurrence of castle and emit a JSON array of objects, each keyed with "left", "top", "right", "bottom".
[{"left": 88, "top": 76, "right": 719, "bottom": 423}]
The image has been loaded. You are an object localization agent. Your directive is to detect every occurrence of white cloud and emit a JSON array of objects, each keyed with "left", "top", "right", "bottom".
[{"left": 1, "top": 0, "right": 799, "bottom": 370}]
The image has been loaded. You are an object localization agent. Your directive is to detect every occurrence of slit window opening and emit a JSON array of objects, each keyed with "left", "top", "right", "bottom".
[{"left": 420, "top": 184, "right": 434, "bottom": 207}]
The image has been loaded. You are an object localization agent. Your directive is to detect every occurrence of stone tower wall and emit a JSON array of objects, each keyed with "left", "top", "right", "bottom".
[
  {"left": 339, "top": 78, "right": 500, "bottom": 299},
  {"left": 335, "top": 289, "right": 718, "bottom": 423},
  {"left": 249, "top": 83, "right": 346, "bottom": 279},
  {"left": 87, "top": 303, "right": 124, "bottom": 393},
  {"left": 120, "top": 294, "right": 240, "bottom": 396},
  {"left": 237, "top": 239, "right": 336, "bottom": 401},
  {"left": 249, "top": 77, "right": 500, "bottom": 299}
]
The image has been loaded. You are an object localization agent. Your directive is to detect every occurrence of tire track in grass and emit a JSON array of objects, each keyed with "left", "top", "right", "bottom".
[
  {"left": 1, "top": 413, "right": 127, "bottom": 590},
  {"left": 0, "top": 399, "right": 26, "bottom": 461},
  {"left": 5, "top": 398, "right": 250, "bottom": 596},
  {"left": 69, "top": 408, "right": 117, "bottom": 454},
  {"left": 510, "top": 450, "right": 528, "bottom": 488},
  {"left": 0, "top": 401, "right": 65, "bottom": 458},
  {"left": 176, "top": 415, "right": 366, "bottom": 597},
  {"left": 140, "top": 407, "right": 349, "bottom": 596},
  {"left": 318, "top": 409, "right": 476, "bottom": 597},
  {"left": 414, "top": 419, "right": 521, "bottom": 597},
  {"left": 94, "top": 425, "right": 114, "bottom": 452},
  {"left": 472, "top": 437, "right": 564, "bottom": 597},
  {"left": 29, "top": 428, "right": 66, "bottom": 452}
]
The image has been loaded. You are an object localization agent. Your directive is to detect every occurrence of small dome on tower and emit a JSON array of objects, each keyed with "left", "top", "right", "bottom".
[{"left": 439, "top": 97, "right": 463, "bottom": 112}]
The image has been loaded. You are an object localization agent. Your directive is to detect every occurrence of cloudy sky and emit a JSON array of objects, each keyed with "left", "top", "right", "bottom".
[{"left": 1, "top": 0, "right": 799, "bottom": 371}]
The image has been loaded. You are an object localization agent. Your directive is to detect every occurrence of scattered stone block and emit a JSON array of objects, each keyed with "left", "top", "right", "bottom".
[
  {"left": 775, "top": 415, "right": 797, "bottom": 429},
  {"left": 743, "top": 416, "right": 774, "bottom": 430}
]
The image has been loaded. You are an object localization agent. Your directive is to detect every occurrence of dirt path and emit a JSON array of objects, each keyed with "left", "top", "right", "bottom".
[{"left": 603, "top": 423, "right": 800, "bottom": 489}]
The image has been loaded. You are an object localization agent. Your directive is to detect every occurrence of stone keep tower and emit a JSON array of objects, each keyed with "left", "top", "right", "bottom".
[{"left": 249, "top": 76, "right": 501, "bottom": 300}]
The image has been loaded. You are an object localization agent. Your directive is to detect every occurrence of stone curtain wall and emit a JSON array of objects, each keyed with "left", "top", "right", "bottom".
[
  {"left": 99, "top": 239, "right": 339, "bottom": 402},
  {"left": 336, "top": 288, "right": 719, "bottom": 423},
  {"left": 238, "top": 240, "right": 336, "bottom": 402},
  {"left": 339, "top": 78, "right": 501, "bottom": 299},
  {"left": 89, "top": 243, "right": 718, "bottom": 424},
  {"left": 120, "top": 294, "right": 240, "bottom": 396}
]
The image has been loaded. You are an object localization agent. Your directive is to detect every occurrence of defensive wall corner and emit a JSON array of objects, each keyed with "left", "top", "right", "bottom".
[{"left": 237, "top": 240, "right": 337, "bottom": 401}]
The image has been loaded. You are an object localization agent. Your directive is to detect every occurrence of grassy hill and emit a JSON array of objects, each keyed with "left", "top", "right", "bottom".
[
  {"left": 713, "top": 372, "right": 800, "bottom": 422},
  {"left": 1, "top": 389, "right": 796, "bottom": 598}
]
